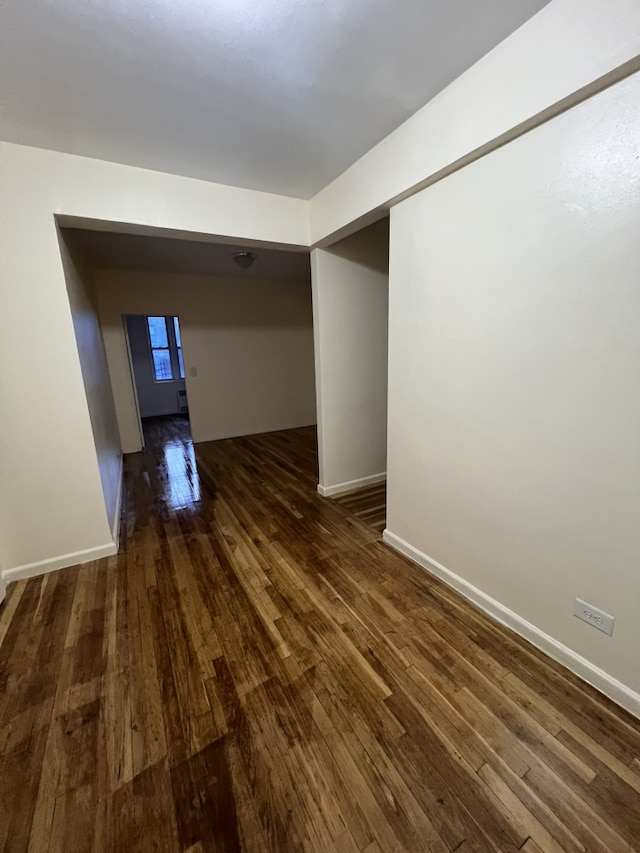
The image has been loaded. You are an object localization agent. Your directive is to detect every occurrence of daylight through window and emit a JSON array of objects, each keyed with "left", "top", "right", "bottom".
[{"left": 147, "top": 316, "right": 185, "bottom": 381}]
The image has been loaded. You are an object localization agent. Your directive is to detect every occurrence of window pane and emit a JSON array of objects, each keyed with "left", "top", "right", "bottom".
[
  {"left": 147, "top": 316, "right": 168, "bottom": 348},
  {"left": 152, "top": 349, "right": 173, "bottom": 380},
  {"left": 177, "top": 348, "right": 185, "bottom": 379},
  {"left": 173, "top": 316, "right": 182, "bottom": 348}
]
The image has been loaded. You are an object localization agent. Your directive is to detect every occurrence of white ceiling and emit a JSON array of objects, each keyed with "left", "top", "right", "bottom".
[
  {"left": 66, "top": 228, "right": 312, "bottom": 280},
  {"left": 1, "top": 0, "right": 550, "bottom": 199}
]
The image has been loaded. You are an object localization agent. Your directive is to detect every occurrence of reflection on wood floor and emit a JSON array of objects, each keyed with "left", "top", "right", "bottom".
[
  {"left": 1, "top": 418, "right": 640, "bottom": 852},
  {"left": 140, "top": 415, "right": 200, "bottom": 510}
]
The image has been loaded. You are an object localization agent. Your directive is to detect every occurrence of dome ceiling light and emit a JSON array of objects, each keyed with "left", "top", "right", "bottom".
[{"left": 232, "top": 251, "right": 257, "bottom": 270}]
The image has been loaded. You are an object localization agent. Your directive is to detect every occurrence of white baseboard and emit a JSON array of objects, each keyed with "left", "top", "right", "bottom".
[
  {"left": 111, "top": 454, "right": 124, "bottom": 551},
  {"left": 382, "top": 529, "right": 640, "bottom": 720},
  {"left": 318, "top": 472, "right": 386, "bottom": 498},
  {"left": 0, "top": 457, "right": 124, "bottom": 593},
  {"left": 0, "top": 542, "right": 118, "bottom": 586}
]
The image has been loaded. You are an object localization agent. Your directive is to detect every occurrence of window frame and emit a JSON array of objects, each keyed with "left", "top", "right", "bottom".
[
  {"left": 146, "top": 315, "right": 185, "bottom": 383},
  {"left": 173, "top": 316, "right": 185, "bottom": 381}
]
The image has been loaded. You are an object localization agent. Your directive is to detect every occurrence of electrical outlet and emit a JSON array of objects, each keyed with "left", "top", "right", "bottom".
[{"left": 573, "top": 598, "right": 615, "bottom": 636}]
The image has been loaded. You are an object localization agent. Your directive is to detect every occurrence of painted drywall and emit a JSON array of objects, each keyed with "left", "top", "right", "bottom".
[
  {"left": 0, "top": 142, "right": 309, "bottom": 576},
  {"left": 386, "top": 71, "right": 640, "bottom": 700},
  {"left": 125, "top": 315, "right": 186, "bottom": 418},
  {"left": 60, "top": 232, "right": 122, "bottom": 540},
  {"left": 0, "top": 198, "right": 116, "bottom": 580},
  {"left": 2, "top": 0, "right": 549, "bottom": 199},
  {"left": 96, "top": 270, "right": 316, "bottom": 451},
  {"left": 311, "top": 219, "right": 389, "bottom": 493},
  {"left": 310, "top": 0, "right": 640, "bottom": 244}
]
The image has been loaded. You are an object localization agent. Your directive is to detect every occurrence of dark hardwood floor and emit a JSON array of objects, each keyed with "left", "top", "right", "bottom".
[
  {"left": 1, "top": 418, "right": 640, "bottom": 852},
  {"left": 332, "top": 482, "right": 386, "bottom": 535}
]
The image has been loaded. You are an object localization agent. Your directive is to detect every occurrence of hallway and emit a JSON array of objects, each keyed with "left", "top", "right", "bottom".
[{"left": 1, "top": 424, "right": 640, "bottom": 852}]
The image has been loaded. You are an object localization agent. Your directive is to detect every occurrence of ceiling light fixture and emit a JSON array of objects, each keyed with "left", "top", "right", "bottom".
[{"left": 232, "top": 251, "right": 257, "bottom": 270}]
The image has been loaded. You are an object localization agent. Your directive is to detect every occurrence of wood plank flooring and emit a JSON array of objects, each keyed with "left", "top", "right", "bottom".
[
  {"left": 1, "top": 417, "right": 640, "bottom": 852},
  {"left": 333, "top": 483, "right": 386, "bottom": 535}
]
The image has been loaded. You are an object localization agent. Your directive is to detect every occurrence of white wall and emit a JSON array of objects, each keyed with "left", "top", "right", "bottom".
[
  {"left": 97, "top": 270, "right": 316, "bottom": 450},
  {"left": 0, "top": 142, "right": 309, "bottom": 577},
  {"left": 125, "top": 314, "right": 186, "bottom": 418},
  {"left": 312, "top": 219, "right": 389, "bottom": 495},
  {"left": 60, "top": 232, "right": 122, "bottom": 540},
  {"left": 310, "top": 0, "right": 640, "bottom": 244},
  {"left": 385, "top": 71, "right": 640, "bottom": 712}
]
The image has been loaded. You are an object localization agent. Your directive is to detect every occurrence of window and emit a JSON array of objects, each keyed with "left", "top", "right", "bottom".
[
  {"left": 147, "top": 315, "right": 185, "bottom": 381},
  {"left": 173, "top": 316, "right": 185, "bottom": 380}
]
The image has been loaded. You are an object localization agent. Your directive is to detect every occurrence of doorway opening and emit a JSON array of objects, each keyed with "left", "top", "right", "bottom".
[
  {"left": 124, "top": 313, "right": 192, "bottom": 450},
  {"left": 311, "top": 215, "right": 389, "bottom": 534},
  {"left": 62, "top": 224, "right": 316, "bottom": 515}
]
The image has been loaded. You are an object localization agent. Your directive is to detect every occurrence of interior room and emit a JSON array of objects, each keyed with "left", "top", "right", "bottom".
[
  {"left": 71, "top": 228, "right": 317, "bottom": 446},
  {"left": 1, "top": 1, "right": 639, "bottom": 850}
]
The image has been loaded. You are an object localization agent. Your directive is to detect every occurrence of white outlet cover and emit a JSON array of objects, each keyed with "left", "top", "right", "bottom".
[{"left": 573, "top": 598, "right": 615, "bottom": 636}]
